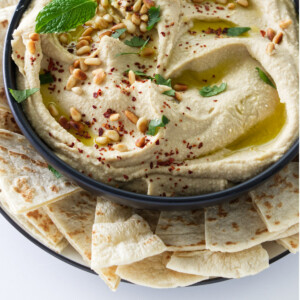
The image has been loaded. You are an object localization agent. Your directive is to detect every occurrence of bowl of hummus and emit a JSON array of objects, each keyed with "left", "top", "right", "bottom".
[{"left": 3, "top": 0, "right": 299, "bottom": 209}]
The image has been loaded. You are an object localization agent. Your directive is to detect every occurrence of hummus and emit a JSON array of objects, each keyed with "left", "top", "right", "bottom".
[{"left": 12, "top": 0, "right": 299, "bottom": 196}]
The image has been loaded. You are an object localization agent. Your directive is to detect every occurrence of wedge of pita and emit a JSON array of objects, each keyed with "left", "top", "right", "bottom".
[
  {"left": 277, "top": 234, "right": 299, "bottom": 254},
  {"left": 249, "top": 162, "right": 299, "bottom": 232},
  {"left": 166, "top": 245, "right": 269, "bottom": 278},
  {"left": 205, "top": 195, "right": 293, "bottom": 252},
  {"left": 0, "top": 191, "right": 68, "bottom": 253},
  {"left": 155, "top": 210, "right": 206, "bottom": 251},
  {"left": 116, "top": 252, "right": 208, "bottom": 288},
  {"left": 46, "top": 191, "right": 120, "bottom": 291},
  {"left": 91, "top": 198, "right": 166, "bottom": 270},
  {"left": 0, "top": 129, "right": 80, "bottom": 213}
]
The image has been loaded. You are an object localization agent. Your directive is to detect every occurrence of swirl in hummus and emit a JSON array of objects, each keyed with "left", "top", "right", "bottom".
[{"left": 12, "top": 0, "right": 299, "bottom": 196}]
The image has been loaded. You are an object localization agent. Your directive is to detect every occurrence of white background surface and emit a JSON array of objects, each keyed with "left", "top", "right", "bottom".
[{"left": 0, "top": 215, "right": 298, "bottom": 300}]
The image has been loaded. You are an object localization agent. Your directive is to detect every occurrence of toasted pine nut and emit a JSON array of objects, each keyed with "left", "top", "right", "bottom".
[
  {"left": 72, "top": 87, "right": 83, "bottom": 95},
  {"left": 227, "top": 3, "right": 235, "bottom": 9},
  {"left": 111, "top": 23, "right": 126, "bottom": 31},
  {"left": 101, "top": 0, "right": 109, "bottom": 8},
  {"left": 28, "top": 40, "right": 36, "bottom": 54},
  {"left": 104, "top": 130, "right": 120, "bottom": 142},
  {"left": 95, "top": 16, "right": 109, "bottom": 29},
  {"left": 93, "top": 69, "right": 106, "bottom": 85},
  {"left": 132, "top": 13, "right": 141, "bottom": 26},
  {"left": 114, "top": 143, "right": 128, "bottom": 152},
  {"left": 266, "top": 42, "right": 275, "bottom": 56},
  {"left": 30, "top": 33, "right": 39, "bottom": 41},
  {"left": 140, "top": 22, "right": 148, "bottom": 33},
  {"left": 59, "top": 33, "right": 69, "bottom": 44},
  {"left": 140, "top": 14, "right": 148, "bottom": 22},
  {"left": 133, "top": 0, "right": 142, "bottom": 12},
  {"left": 125, "top": 110, "right": 139, "bottom": 124},
  {"left": 236, "top": 0, "right": 248, "bottom": 7},
  {"left": 66, "top": 75, "right": 77, "bottom": 90},
  {"left": 99, "top": 30, "right": 112, "bottom": 39},
  {"left": 70, "top": 107, "right": 82, "bottom": 122},
  {"left": 77, "top": 45, "right": 91, "bottom": 55},
  {"left": 135, "top": 136, "right": 146, "bottom": 148},
  {"left": 73, "top": 68, "right": 87, "bottom": 81},
  {"left": 267, "top": 28, "right": 276, "bottom": 41},
  {"left": 96, "top": 136, "right": 108, "bottom": 145},
  {"left": 128, "top": 70, "right": 136, "bottom": 85},
  {"left": 73, "top": 60, "right": 80, "bottom": 68},
  {"left": 69, "top": 65, "right": 75, "bottom": 74},
  {"left": 174, "top": 84, "right": 188, "bottom": 91},
  {"left": 175, "top": 92, "right": 183, "bottom": 101},
  {"left": 48, "top": 103, "right": 59, "bottom": 117},
  {"left": 143, "top": 0, "right": 155, "bottom": 9},
  {"left": 84, "top": 58, "right": 102, "bottom": 66},
  {"left": 76, "top": 40, "right": 89, "bottom": 49},
  {"left": 78, "top": 36, "right": 93, "bottom": 43},
  {"left": 136, "top": 117, "right": 148, "bottom": 133},
  {"left": 103, "top": 14, "right": 113, "bottom": 23},
  {"left": 110, "top": 113, "right": 120, "bottom": 122},
  {"left": 123, "top": 19, "right": 137, "bottom": 34},
  {"left": 279, "top": 19, "right": 292, "bottom": 29},
  {"left": 273, "top": 32, "right": 283, "bottom": 44},
  {"left": 81, "top": 27, "right": 94, "bottom": 37},
  {"left": 140, "top": 4, "right": 148, "bottom": 14},
  {"left": 140, "top": 47, "right": 155, "bottom": 57},
  {"left": 79, "top": 58, "right": 88, "bottom": 72}
]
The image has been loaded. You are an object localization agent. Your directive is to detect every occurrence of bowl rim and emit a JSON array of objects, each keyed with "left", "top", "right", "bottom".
[{"left": 3, "top": 0, "right": 299, "bottom": 210}]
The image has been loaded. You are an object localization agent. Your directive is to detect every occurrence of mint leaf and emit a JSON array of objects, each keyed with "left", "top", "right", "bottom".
[
  {"left": 256, "top": 67, "right": 276, "bottom": 88},
  {"left": 139, "top": 37, "right": 150, "bottom": 52},
  {"left": 39, "top": 72, "right": 54, "bottom": 84},
  {"left": 111, "top": 28, "right": 127, "bottom": 39},
  {"left": 35, "top": 0, "right": 97, "bottom": 33},
  {"left": 163, "top": 89, "right": 176, "bottom": 96},
  {"left": 147, "top": 115, "right": 170, "bottom": 136},
  {"left": 48, "top": 165, "right": 62, "bottom": 179},
  {"left": 200, "top": 83, "right": 227, "bottom": 97},
  {"left": 155, "top": 74, "right": 171, "bottom": 87},
  {"left": 125, "top": 70, "right": 154, "bottom": 79},
  {"left": 9, "top": 88, "right": 39, "bottom": 103},
  {"left": 147, "top": 6, "right": 161, "bottom": 30},
  {"left": 124, "top": 36, "right": 147, "bottom": 47},
  {"left": 227, "top": 27, "right": 251, "bottom": 37}
]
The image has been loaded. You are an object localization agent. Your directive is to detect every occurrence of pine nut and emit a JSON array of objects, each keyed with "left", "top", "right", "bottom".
[
  {"left": 135, "top": 136, "right": 146, "bottom": 148},
  {"left": 174, "top": 84, "right": 188, "bottom": 91},
  {"left": 48, "top": 103, "right": 59, "bottom": 117},
  {"left": 104, "top": 130, "right": 120, "bottom": 142},
  {"left": 267, "top": 28, "right": 276, "bottom": 41},
  {"left": 143, "top": 0, "right": 155, "bottom": 9},
  {"left": 78, "top": 36, "right": 93, "bottom": 43},
  {"left": 81, "top": 27, "right": 94, "bottom": 37},
  {"left": 273, "top": 32, "right": 283, "bottom": 44},
  {"left": 114, "top": 143, "right": 128, "bottom": 152},
  {"left": 28, "top": 40, "right": 36, "bottom": 54},
  {"left": 175, "top": 92, "right": 183, "bottom": 102},
  {"left": 266, "top": 42, "right": 275, "bottom": 56},
  {"left": 73, "top": 60, "right": 80, "bottom": 68},
  {"left": 76, "top": 40, "right": 89, "bottom": 49},
  {"left": 132, "top": 13, "right": 141, "bottom": 26},
  {"left": 66, "top": 75, "right": 77, "bottom": 90},
  {"left": 72, "top": 87, "right": 83, "bottom": 95},
  {"left": 93, "top": 69, "right": 106, "bottom": 85},
  {"left": 140, "top": 22, "right": 148, "bottom": 33},
  {"left": 59, "top": 33, "right": 69, "bottom": 44},
  {"left": 123, "top": 19, "right": 137, "bottom": 34},
  {"left": 125, "top": 110, "right": 138, "bottom": 124},
  {"left": 279, "top": 19, "right": 292, "bottom": 29},
  {"left": 77, "top": 45, "right": 91, "bottom": 55},
  {"left": 236, "top": 0, "right": 248, "bottom": 7},
  {"left": 227, "top": 3, "right": 235, "bottom": 9},
  {"left": 140, "top": 14, "right": 148, "bottom": 22},
  {"left": 140, "top": 47, "right": 155, "bottom": 57},
  {"left": 133, "top": 0, "right": 142, "bottom": 12},
  {"left": 84, "top": 58, "right": 102, "bottom": 66},
  {"left": 111, "top": 23, "right": 126, "bottom": 31},
  {"left": 69, "top": 65, "right": 75, "bottom": 74},
  {"left": 110, "top": 113, "right": 120, "bottom": 122},
  {"left": 79, "top": 58, "right": 88, "bottom": 72},
  {"left": 99, "top": 30, "right": 112, "bottom": 39},
  {"left": 101, "top": 0, "right": 109, "bottom": 8},
  {"left": 30, "top": 33, "right": 39, "bottom": 41},
  {"left": 128, "top": 70, "right": 136, "bottom": 85},
  {"left": 103, "top": 14, "right": 113, "bottom": 23},
  {"left": 73, "top": 68, "right": 87, "bottom": 81},
  {"left": 136, "top": 117, "right": 148, "bottom": 133},
  {"left": 140, "top": 4, "right": 148, "bottom": 14},
  {"left": 70, "top": 107, "right": 82, "bottom": 122},
  {"left": 96, "top": 136, "right": 109, "bottom": 145},
  {"left": 95, "top": 16, "right": 109, "bottom": 29}
]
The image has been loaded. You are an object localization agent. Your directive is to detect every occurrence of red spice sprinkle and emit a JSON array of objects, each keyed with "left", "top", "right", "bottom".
[
  {"left": 260, "top": 30, "right": 266, "bottom": 37},
  {"left": 98, "top": 128, "right": 104, "bottom": 136},
  {"left": 103, "top": 108, "right": 116, "bottom": 118},
  {"left": 123, "top": 175, "right": 129, "bottom": 180}
]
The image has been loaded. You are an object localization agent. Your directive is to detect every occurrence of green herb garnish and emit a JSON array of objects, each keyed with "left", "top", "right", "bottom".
[
  {"left": 155, "top": 74, "right": 171, "bottom": 87},
  {"left": 163, "top": 89, "right": 176, "bottom": 97},
  {"left": 48, "top": 165, "right": 62, "bottom": 179},
  {"left": 227, "top": 27, "right": 251, "bottom": 37},
  {"left": 147, "top": 6, "right": 161, "bottom": 31},
  {"left": 124, "top": 36, "right": 148, "bottom": 47},
  {"left": 39, "top": 72, "right": 54, "bottom": 85},
  {"left": 125, "top": 70, "right": 154, "bottom": 79},
  {"left": 116, "top": 37, "right": 150, "bottom": 57},
  {"left": 147, "top": 115, "right": 170, "bottom": 136},
  {"left": 9, "top": 88, "right": 39, "bottom": 103},
  {"left": 199, "top": 83, "right": 227, "bottom": 97},
  {"left": 35, "top": 0, "right": 97, "bottom": 33},
  {"left": 111, "top": 28, "right": 127, "bottom": 39},
  {"left": 256, "top": 67, "right": 276, "bottom": 88}
]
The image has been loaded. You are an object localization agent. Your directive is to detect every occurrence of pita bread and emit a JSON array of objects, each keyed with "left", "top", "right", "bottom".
[
  {"left": 277, "top": 234, "right": 299, "bottom": 254},
  {"left": 155, "top": 210, "right": 206, "bottom": 251},
  {"left": 0, "top": 130, "right": 80, "bottom": 213},
  {"left": 205, "top": 196, "right": 289, "bottom": 252},
  {"left": 116, "top": 252, "right": 208, "bottom": 288},
  {"left": 250, "top": 163, "right": 299, "bottom": 232},
  {"left": 46, "top": 191, "right": 120, "bottom": 291},
  {"left": 166, "top": 245, "right": 269, "bottom": 278},
  {"left": 0, "top": 191, "right": 68, "bottom": 253},
  {"left": 134, "top": 209, "right": 160, "bottom": 232},
  {"left": 0, "top": 108, "right": 21, "bottom": 133}
]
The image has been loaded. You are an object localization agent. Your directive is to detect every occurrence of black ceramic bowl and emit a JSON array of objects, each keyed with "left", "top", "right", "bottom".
[{"left": 3, "top": 0, "right": 299, "bottom": 210}]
